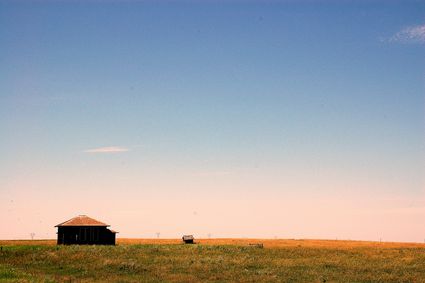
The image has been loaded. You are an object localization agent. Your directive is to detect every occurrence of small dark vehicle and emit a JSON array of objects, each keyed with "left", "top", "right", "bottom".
[{"left": 182, "top": 235, "right": 194, "bottom": 244}]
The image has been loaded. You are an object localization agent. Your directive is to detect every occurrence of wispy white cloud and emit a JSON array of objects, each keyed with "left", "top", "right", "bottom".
[
  {"left": 84, "top": 146, "right": 129, "bottom": 153},
  {"left": 389, "top": 24, "right": 425, "bottom": 43}
]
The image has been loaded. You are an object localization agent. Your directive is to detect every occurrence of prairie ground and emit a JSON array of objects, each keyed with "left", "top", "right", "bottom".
[{"left": 1, "top": 239, "right": 425, "bottom": 282}]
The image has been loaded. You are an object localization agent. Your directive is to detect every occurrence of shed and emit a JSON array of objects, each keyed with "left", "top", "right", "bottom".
[
  {"left": 55, "top": 215, "right": 118, "bottom": 245},
  {"left": 182, "top": 235, "right": 194, "bottom": 244}
]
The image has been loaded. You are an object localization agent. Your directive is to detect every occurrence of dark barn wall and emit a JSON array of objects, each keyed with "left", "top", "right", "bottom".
[{"left": 57, "top": 226, "right": 116, "bottom": 245}]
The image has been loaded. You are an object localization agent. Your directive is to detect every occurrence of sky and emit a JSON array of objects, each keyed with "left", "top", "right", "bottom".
[{"left": 0, "top": 0, "right": 424, "bottom": 242}]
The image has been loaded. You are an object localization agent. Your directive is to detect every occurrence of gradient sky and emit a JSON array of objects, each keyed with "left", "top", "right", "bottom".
[{"left": 1, "top": 0, "right": 424, "bottom": 242}]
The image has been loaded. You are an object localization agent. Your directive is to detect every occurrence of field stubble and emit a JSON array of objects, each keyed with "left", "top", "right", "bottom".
[{"left": 1, "top": 239, "right": 425, "bottom": 282}]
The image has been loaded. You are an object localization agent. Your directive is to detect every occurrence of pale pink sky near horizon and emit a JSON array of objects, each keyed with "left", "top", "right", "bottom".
[{"left": 2, "top": 171, "right": 425, "bottom": 242}]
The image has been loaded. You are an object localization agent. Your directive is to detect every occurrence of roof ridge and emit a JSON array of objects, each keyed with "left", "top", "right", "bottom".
[{"left": 55, "top": 215, "right": 109, "bottom": 227}]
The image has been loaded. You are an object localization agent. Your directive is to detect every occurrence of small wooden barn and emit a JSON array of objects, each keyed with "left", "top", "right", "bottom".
[
  {"left": 55, "top": 215, "right": 118, "bottom": 245},
  {"left": 182, "top": 235, "right": 194, "bottom": 244}
]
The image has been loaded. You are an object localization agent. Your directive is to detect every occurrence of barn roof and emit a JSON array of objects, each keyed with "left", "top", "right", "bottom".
[{"left": 55, "top": 215, "right": 109, "bottom": 227}]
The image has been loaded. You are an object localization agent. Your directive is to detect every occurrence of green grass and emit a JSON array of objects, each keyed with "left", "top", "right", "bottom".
[{"left": 1, "top": 243, "right": 425, "bottom": 282}]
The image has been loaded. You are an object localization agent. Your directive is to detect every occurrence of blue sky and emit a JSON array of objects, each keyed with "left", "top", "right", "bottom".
[{"left": 0, "top": 1, "right": 424, "bottom": 241}]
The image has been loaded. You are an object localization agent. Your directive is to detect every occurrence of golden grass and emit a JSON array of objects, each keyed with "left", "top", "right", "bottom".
[
  {"left": 1, "top": 238, "right": 424, "bottom": 249},
  {"left": 0, "top": 240, "right": 56, "bottom": 246},
  {"left": 119, "top": 238, "right": 425, "bottom": 249},
  {"left": 2, "top": 238, "right": 425, "bottom": 282}
]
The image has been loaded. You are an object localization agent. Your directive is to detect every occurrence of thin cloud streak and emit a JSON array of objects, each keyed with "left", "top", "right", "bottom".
[
  {"left": 84, "top": 146, "right": 129, "bottom": 153},
  {"left": 389, "top": 24, "right": 425, "bottom": 43}
]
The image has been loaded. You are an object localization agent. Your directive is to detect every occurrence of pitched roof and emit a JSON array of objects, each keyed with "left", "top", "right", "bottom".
[{"left": 55, "top": 215, "right": 109, "bottom": 227}]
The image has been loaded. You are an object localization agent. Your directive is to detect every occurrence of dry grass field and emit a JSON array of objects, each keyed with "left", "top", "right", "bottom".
[
  {"left": 1, "top": 238, "right": 425, "bottom": 282},
  {"left": 3, "top": 238, "right": 424, "bottom": 249},
  {"left": 118, "top": 238, "right": 425, "bottom": 249}
]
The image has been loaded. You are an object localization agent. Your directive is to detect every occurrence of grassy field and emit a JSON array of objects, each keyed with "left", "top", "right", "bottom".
[{"left": 1, "top": 239, "right": 425, "bottom": 282}]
